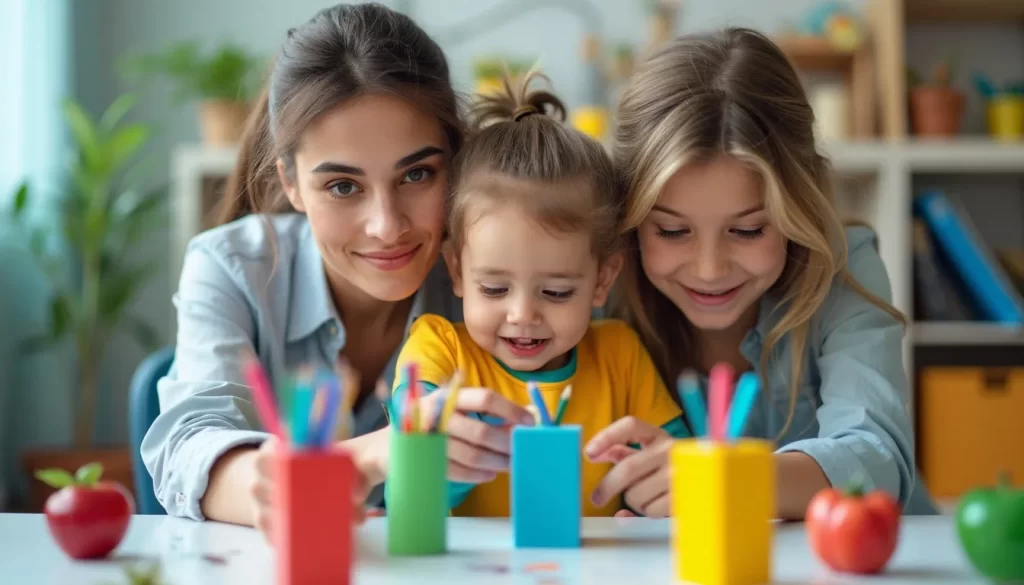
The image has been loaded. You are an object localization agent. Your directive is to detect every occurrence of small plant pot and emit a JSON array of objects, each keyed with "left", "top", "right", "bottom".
[
  {"left": 986, "top": 95, "right": 1024, "bottom": 141},
  {"left": 199, "top": 99, "right": 251, "bottom": 146},
  {"left": 910, "top": 87, "right": 965, "bottom": 138}
]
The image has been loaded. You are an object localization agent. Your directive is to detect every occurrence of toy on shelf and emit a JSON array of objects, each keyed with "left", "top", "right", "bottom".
[
  {"left": 806, "top": 477, "right": 901, "bottom": 574},
  {"left": 908, "top": 56, "right": 965, "bottom": 138},
  {"left": 34, "top": 462, "right": 134, "bottom": 560},
  {"left": 956, "top": 471, "right": 1024, "bottom": 582},
  {"left": 973, "top": 72, "right": 1024, "bottom": 142},
  {"left": 387, "top": 363, "right": 451, "bottom": 556},
  {"left": 511, "top": 382, "right": 580, "bottom": 548},
  {"left": 801, "top": 1, "right": 864, "bottom": 51},
  {"left": 670, "top": 364, "right": 774, "bottom": 585},
  {"left": 571, "top": 35, "right": 611, "bottom": 142},
  {"left": 242, "top": 354, "right": 356, "bottom": 585},
  {"left": 472, "top": 57, "right": 534, "bottom": 98}
]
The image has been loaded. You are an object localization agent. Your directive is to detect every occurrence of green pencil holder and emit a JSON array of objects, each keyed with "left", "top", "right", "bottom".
[{"left": 386, "top": 430, "right": 448, "bottom": 555}]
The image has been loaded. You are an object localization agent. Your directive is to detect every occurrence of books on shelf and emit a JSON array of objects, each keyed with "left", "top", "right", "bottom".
[{"left": 912, "top": 190, "right": 1024, "bottom": 325}]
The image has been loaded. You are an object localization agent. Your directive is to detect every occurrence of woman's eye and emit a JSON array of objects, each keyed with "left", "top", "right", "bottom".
[
  {"left": 543, "top": 289, "right": 575, "bottom": 301},
  {"left": 327, "top": 180, "right": 361, "bottom": 198},
  {"left": 732, "top": 227, "right": 765, "bottom": 239},
  {"left": 403, "top": 167, "right": 434, "bottom": 184},
  {"left": 656, "top": 227, "right": 689, "bottom": 239},
  {"left": 478, "top": 284, "right": 507, "bottom": 297}
]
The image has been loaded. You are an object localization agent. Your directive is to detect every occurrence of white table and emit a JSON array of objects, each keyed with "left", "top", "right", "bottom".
[{"left": 0, "top": 514, "right": 982, "bottom": 584}]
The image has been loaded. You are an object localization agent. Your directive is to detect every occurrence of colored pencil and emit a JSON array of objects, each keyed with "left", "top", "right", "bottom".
[
  {"left": 527, "top": 382, "right": 552, "bottom": 425},
  {"left": 725, "top": 371, "right": 760, "bottom": 439},
  {"left": 708, "top": 362, "right": 735, "bottom": 441},
  {"left": 525, "top": 405, "right": 541, "bottom": 426},
  {"left": 438, "top": 371, "right": 463, "bottom": 433},
  {"left": 552, "top": 385, "right": 572, "bottom": 425},
  {"left": 314, "top": 368, "right": 342, "bottom": 446},
  {"left": 290, "top": 379, "right": 316, "bottom": 448},
  {"left": 406, "top": 363, "right": 420, "bottom": 433},
  {"left": 677, "top": 370, "right": 707, "bottom": 438},
  {"left": 240, "top": 353, "right": 286, "bottom": 441}
]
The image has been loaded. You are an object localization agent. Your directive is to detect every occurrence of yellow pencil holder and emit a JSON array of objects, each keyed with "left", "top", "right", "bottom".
[
  {"left": 986, "top": 96, "right": 1024, "bottom": 141},
  {"left": 670, "top": 439, "right": 775, "bottom": 585}
]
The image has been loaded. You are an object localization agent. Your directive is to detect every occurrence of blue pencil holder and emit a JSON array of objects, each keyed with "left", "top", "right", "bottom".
[{"left": 510, "top": 424, "right": 581, "bottom": 548}]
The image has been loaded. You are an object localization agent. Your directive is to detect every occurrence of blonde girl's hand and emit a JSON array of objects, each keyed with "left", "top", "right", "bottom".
[{"left": 585, "top": 416, "right": 675, "bottom": 518}]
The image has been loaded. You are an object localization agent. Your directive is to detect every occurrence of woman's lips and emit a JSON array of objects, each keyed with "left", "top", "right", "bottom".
[{"left": 356, "top": 244, "right": 421, "bottom": 271}]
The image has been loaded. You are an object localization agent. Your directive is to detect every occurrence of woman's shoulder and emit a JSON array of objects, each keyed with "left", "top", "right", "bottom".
[{"left": 185, "top": 213, "right": 310, "bottom": 262}]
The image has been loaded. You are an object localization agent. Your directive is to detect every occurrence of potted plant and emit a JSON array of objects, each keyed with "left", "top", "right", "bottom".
[
  {"left": 909, "top": 56, "right": 965, "bottom": 138},
  {"left": 121, "top": 41, "right": 265, "bottom": 146},
  {"left": 6, "top": 94, "right": 165, "bottom": 510}
]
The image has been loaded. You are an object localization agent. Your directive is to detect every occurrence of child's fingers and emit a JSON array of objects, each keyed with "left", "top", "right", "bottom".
[
  {"left": 445, "top": 411, "right": 514, "bottom": 455},
  {"left": 447, "top": 459, "right": 498, "bottom": 484},
  {"left": 638, "top": 493, "right": 670, "bottom": 518},
  {"left": 365, "top": 507, "right": 386, "bottom": 518},
  {"left": 588, "top": 444, "right": 637, "bottom": 463},
  {"left": 447, "top": 434, "right": 510, "bottom": 472},
  {"left": 623, "top": 466, "right": 670, "bottom": 516},
  {"left": 453, "top": 388, "right": 535, "bottom": 426},
  {"left": 584, "top": 416, "right": 667, "bottom": 460},
  {"left": 614, "top": 509, "right": 638, "bottom": 518},
  {"left": 590, "top": 440, "right": 668, "bottom": 507}
]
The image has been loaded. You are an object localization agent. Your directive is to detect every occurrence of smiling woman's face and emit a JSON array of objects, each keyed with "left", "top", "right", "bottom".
[{"left": 280, "top": 92, "right": 449, "bottom": 304}]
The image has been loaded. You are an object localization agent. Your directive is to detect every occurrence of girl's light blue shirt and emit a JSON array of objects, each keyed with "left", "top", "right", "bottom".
[
  {"left": 141, "top": 214, "right": 462, "bottom": 520},
  {"left": 683, "top": 226, "right": 925, "bottom": 511}
]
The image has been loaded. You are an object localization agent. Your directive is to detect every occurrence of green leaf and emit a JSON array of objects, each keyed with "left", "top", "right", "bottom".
[
  {"left": 125, "top": 312, "right": 162, "bottom": 352},
  {"left": 109, "top": 123, "right": 150, "bottom": 170},
  {"left": 62, "top": 98, "right": 103, "bottom": 171},
  {"left": 100, "top": 265, "right": 151, "bottom": 320},
  {"left": 11, "top": 181, "right": 29, "bottom": 217},
  {"left": 35, "top": 468, "right": 75, "bottom": 489},
  {"left": 99, "top": 93, "right": 137, "bottom": 133},
  {"left": 50, "top": 295, "right": 72, "bottom": 340},
  {"left": 74, "top": 462, "right": 104, "bottom": 486}
]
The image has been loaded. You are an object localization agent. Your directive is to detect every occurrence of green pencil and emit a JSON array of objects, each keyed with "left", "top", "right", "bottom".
[{"left": 552, "top": 385, "right": 572, "bottom": 425}]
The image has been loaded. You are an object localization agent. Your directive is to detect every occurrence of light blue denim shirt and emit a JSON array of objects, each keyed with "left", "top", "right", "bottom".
[
  {"left": 686, "top": 226, "right": 920, "bottom": 508},
  {"left": 141, "top": 213, "right": 462, "bottom": 520}
]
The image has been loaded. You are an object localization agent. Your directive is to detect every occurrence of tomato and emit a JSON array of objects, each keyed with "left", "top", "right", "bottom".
[
  {"left": 806, "top": 479, "right": 901, "bottom": 574},
  {"left": 35, "top": 462, "right": 134, "bottom": 560}
]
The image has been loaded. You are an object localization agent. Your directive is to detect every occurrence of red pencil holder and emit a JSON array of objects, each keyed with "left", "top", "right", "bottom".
[{"left": 273, "top": 447, "right": 355, "bottom": 585}]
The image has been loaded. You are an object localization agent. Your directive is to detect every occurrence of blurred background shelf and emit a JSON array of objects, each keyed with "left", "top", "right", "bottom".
[
  {"left": 912, "top": 321, "right": 1024, "bottom": 346},
  {"left": 906, "top": 0, "right": 1024, "bottom": 23}
]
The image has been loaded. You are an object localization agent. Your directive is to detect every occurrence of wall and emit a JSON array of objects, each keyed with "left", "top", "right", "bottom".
[{"left": 13, "top": 0, "right": 871, "bottom": 480}]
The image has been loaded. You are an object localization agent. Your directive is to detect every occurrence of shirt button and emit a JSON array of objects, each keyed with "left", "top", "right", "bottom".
[
  {"left": 176, "top": 493, "right": 186, "bottom": 506},
  {"left": 328, "top": 325, "right": 338, "bottom": 337}
]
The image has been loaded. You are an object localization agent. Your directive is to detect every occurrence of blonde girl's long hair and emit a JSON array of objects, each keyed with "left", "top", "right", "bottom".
[{"left": 612, "top": 27, "right": 905, "bottom": 437}]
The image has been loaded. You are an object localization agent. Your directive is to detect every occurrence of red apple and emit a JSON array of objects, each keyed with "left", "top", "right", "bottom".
[{"left": 35, "top": 462, "right": 134, "bottom": 560}]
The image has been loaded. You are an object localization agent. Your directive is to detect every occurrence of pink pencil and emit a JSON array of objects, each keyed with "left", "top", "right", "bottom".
[
  {"left": 241, "top": 353, "right": 286, "bottom": 440},
  {"left": 708, "top": 362, "right": 735, "bottom": 441}
]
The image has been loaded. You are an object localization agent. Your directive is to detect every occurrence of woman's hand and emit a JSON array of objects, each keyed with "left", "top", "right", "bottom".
[
  {"left": 419, "top": 386, "right": 535, "bottom": 484},
  {"left": 585, "top": 416, "right": 674, "bottom": 518},
  {"left": 250, "top": 437, "right": 371, "bottom": 543}
]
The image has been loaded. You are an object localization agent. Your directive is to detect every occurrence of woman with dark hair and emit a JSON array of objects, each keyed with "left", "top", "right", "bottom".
[{"left": 142, "top": 2, "right": 532, "bottom": 539}]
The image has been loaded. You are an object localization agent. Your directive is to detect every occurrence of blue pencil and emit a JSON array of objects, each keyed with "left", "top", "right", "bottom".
[
  {"left": 725, "top": 371, "right": 761, "bottom": 439},
  {"left": 677, "top": 370, "right": 707, "bottom": 438},
  {"left": 314, "top": 368, "right": 342, "bottom": 446},
  {"left": 527, "top": 382, "right": 552, "bottom": 425}
]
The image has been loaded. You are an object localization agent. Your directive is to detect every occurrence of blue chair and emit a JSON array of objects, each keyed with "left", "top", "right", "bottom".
[{"left": 128, "top": 346, "right": 175, "bottom": 515}]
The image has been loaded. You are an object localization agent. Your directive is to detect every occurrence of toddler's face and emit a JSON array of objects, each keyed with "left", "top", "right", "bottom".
[{"left": 447, "top": 204, "right": 619, "bottom": 372}]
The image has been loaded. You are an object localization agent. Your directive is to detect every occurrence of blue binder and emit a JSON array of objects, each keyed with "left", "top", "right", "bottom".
[{"left": 914, "top": 190, "right": 1024, "bottom": 324}]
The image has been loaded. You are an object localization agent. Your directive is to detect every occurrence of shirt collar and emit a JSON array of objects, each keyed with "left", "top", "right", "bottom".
[{"left": 286, "top": 224, "right": 339, "bottom": 343}]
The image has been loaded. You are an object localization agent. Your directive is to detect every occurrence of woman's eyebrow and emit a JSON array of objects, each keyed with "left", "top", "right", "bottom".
[
  {"left": 309, "top": 145, "right": 443, "bottom": 176},
  {"left": 394, "top": 145, "right": 444, "bottom": 169}
]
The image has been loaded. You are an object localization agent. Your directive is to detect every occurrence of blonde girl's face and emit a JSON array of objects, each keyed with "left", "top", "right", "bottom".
[
  {"left": 446, "top": 202, "right": 621, "bottom": 372},
  {"left": 637, "top": 155, "right": 788, "bottom": 332}
]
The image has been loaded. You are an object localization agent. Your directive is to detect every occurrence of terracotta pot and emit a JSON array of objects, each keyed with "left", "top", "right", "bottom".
[
  {"left": 20, "top": 447, "right": 134, "bottom": 513},
  {"left": 910, "top": 87, "right": 965, "bottom": 138},
  {"left": 199, "top": 99, "right": 251, "bottom": 146}
]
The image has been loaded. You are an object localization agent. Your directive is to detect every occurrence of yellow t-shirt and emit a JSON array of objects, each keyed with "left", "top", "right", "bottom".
[{"left": 391, "top": 313, "right": 682, "bottom": 517}]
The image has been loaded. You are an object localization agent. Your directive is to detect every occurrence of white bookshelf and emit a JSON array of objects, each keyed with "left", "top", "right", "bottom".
[{"left": 169, "top": 140, "right": 1024, "bottom": 347}]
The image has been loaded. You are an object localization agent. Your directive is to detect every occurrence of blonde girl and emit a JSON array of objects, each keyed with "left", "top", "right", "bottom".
[
  {"left": 584, "top": 28, "right": 927, "bottom": 519},
  {"left": 389, "top": 71, "right": 685, "bottom": 516}
]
